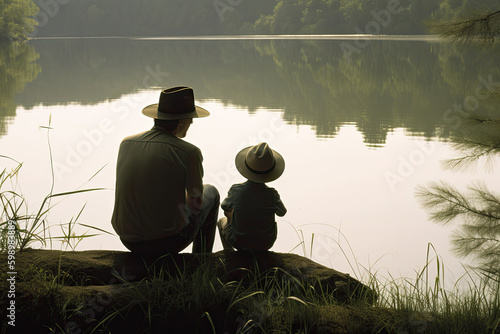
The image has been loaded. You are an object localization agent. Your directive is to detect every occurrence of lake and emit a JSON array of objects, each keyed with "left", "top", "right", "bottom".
[{"left": 1, "top": 36, "right": 499, "bottom": 286}]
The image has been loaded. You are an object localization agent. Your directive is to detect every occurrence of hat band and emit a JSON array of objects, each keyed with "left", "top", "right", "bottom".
[{"left": 245, "top": 160, "right": 276, "bottom": 175}]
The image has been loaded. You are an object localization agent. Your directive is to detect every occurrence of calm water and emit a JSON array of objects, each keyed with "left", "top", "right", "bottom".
[{"left": 1, "top": 37, "right": 499, "bottom": 285}]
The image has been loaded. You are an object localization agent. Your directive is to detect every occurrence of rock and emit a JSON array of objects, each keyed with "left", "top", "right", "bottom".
[
  {"left": 1, "top": 249, "right": 378, "bottom": 333},
  {"left": 9, "top": 248, "right": 375, "bottom": 303}
]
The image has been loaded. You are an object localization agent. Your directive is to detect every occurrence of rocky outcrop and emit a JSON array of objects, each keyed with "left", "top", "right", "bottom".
[
  {"left": 1, "top": 249, "right": 377, "bottom": 333},
  {"left": 11, "top": 249, "right": 374, "bottom": 302}
]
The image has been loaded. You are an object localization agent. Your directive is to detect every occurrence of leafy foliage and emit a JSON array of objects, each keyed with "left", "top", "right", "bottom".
[
  {"left": 0, "top": 0, "right": 39, "bottom": 40},
  {"left": 22, "top": 0, "right": 500, "bottom": 37},
  {"left": 2, "top": 0, "right": 500, "bottom": 39}
]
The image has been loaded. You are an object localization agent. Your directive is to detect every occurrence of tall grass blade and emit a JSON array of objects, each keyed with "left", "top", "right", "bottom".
[
  {"left": 87, "top": 164, "right": 108, "bottom": 182},
  {"left": 201, "top": 312, "right": 217, "bottom": 334},
  {"left": 78, "top": 223, "right": 115, "bottom": 235}
]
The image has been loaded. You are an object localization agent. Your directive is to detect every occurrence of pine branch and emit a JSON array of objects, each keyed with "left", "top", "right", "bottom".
[
  {"left": 472, "top": 184, "right": 500, "bottom": 215},
  {"left": 481, "top": 268, "right": 500, "bottom": 283},
  {"left": 442, "top": 144, "right": 498, "bottom": 172},
  {"left": 451, "top": 234, "right": 499, "bottom": 257},
  {"left": 427, "top": 10, "right": 500, "bottom": 46},
  {"left": 442, "top": 114, "right": 500, "bottom": 171},
  {"left": 415, "top": 181, "right": 491, "bottom": 225},
  {"left": 417, "top": 182, "right": 500, "bottom": 275},
  {"left": 451, "top": 223, "right": 500, "bottom": 273}
]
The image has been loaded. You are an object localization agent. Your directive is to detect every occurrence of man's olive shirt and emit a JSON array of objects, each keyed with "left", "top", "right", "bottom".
[{"left": 111, "top": 126, "right": 203, "bottom": 242}]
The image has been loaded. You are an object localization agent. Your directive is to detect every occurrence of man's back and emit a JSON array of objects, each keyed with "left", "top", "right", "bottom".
[{"left": 111, "top": 126, "right": 203, "bottom": 243}]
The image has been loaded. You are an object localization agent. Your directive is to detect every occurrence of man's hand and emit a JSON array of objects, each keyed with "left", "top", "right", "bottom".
[{"left": 186, "top": 192, "right": 203, "bottom": 211}]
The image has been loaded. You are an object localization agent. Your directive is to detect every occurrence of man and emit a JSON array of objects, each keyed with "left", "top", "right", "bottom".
[{"left": 111, "top": 86, "right": 219, "bottom": 255}]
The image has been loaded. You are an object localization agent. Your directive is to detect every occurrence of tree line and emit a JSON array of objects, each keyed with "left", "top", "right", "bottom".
[
  {"left": 1, "top": 0, "right": 499, "bottom": 40},
  {"left": 0, "top": 0, "right": 38, "bottom": 40}
]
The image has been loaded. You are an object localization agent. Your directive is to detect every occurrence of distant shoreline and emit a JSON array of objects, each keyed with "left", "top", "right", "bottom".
[{"left": 31, "top": 34, "right": 442, "bottom": 42}]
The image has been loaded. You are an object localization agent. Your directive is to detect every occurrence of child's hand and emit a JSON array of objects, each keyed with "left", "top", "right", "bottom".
[{"left": 224, "top": 209, "right": 234, "bottom": 219}]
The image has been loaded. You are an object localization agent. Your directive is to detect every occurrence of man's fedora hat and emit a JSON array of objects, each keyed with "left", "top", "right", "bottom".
[
  {"left": 142, "top": 86, "right": 210, "bottom": 120},
  {"left": 235, "top": 142, "right": 285, "bottom": 183}
]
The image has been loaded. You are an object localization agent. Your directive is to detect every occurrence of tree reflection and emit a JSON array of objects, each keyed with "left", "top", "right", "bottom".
[
  {"left": 258, "top": 38, "right": 500, "bottom": 144},
  {"left": 0, "top": 41, "right": 41, "bottom": 136},
  {"left": 7, "top": 38, "right": 500, "bottom": 147}
]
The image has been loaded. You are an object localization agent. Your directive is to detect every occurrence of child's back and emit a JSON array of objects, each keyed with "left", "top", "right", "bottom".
[
  {"left": 221, "top": 180, "right": 286, "bottom": 251},
  {"left": 218, "top": 142, "right": 286, "bottom": 252}
]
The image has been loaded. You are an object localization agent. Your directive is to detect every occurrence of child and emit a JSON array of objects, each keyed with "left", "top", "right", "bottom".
[{"left": 217, "top": 142, "right": 287, "bottom": 251}]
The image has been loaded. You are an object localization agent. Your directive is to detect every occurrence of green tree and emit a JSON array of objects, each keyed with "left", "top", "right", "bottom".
[
  {"left": 13, "top": 0, "right": 474, "bottom": 37},
  {"left": 339, "top": 0, "right": 363, "bottom": 22},
  {"left": 0, "top": 0, "right": 39, "bottom": 40},
  {"left": 271, "top": 0, "right": 303, "bottom": 34}
]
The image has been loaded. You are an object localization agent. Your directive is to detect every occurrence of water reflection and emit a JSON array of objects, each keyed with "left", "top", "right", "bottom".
[
  {"left": 0, "top": 41, "right": 41, "bottom": 136},
  {"left": 2, "top": 37, "right": 498, "bottom": 284},
  {"left": 5, "top": 38, "right": 500, "bottom": 146}
]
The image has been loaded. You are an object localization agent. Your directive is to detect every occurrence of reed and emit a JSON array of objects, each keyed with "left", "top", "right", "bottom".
[
  {"left": 0, "top": 156, "right": 108, "bottom": 252},
  {"left": 368, "top": 243, "right": 500, "bottom": 333},
  {"left": 0, "top": 117, "right": 110, "bottom": 251}
]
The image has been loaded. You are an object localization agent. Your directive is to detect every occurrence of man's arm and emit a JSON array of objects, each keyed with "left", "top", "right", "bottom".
[
  {"left": 185, "top": 147, "right": 204, "bottom": 210},
  {"left": 186, "top": 190, "right": 203, "bottom": 210}
]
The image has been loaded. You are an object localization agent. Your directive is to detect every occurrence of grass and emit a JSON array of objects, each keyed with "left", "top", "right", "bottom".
[
  {"left": 0, "top": 157, "right": 108, "bottom": 252},
  {"left": 0, "top": 116, "right": 110, "bottom": 251},
  {"left": 366, "top": 244, "right": 500, "bottom": 333},
  {"left": 2, "top": 246, "right": 498, "bottom": 333}
]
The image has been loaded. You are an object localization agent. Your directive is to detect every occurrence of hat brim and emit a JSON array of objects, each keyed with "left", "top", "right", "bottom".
[
  {"left": 142, "top": 104, "right": 210, "bottom": 120},
  {"left": 235, "top": 146, "right": 285, "bottom": 183}
]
